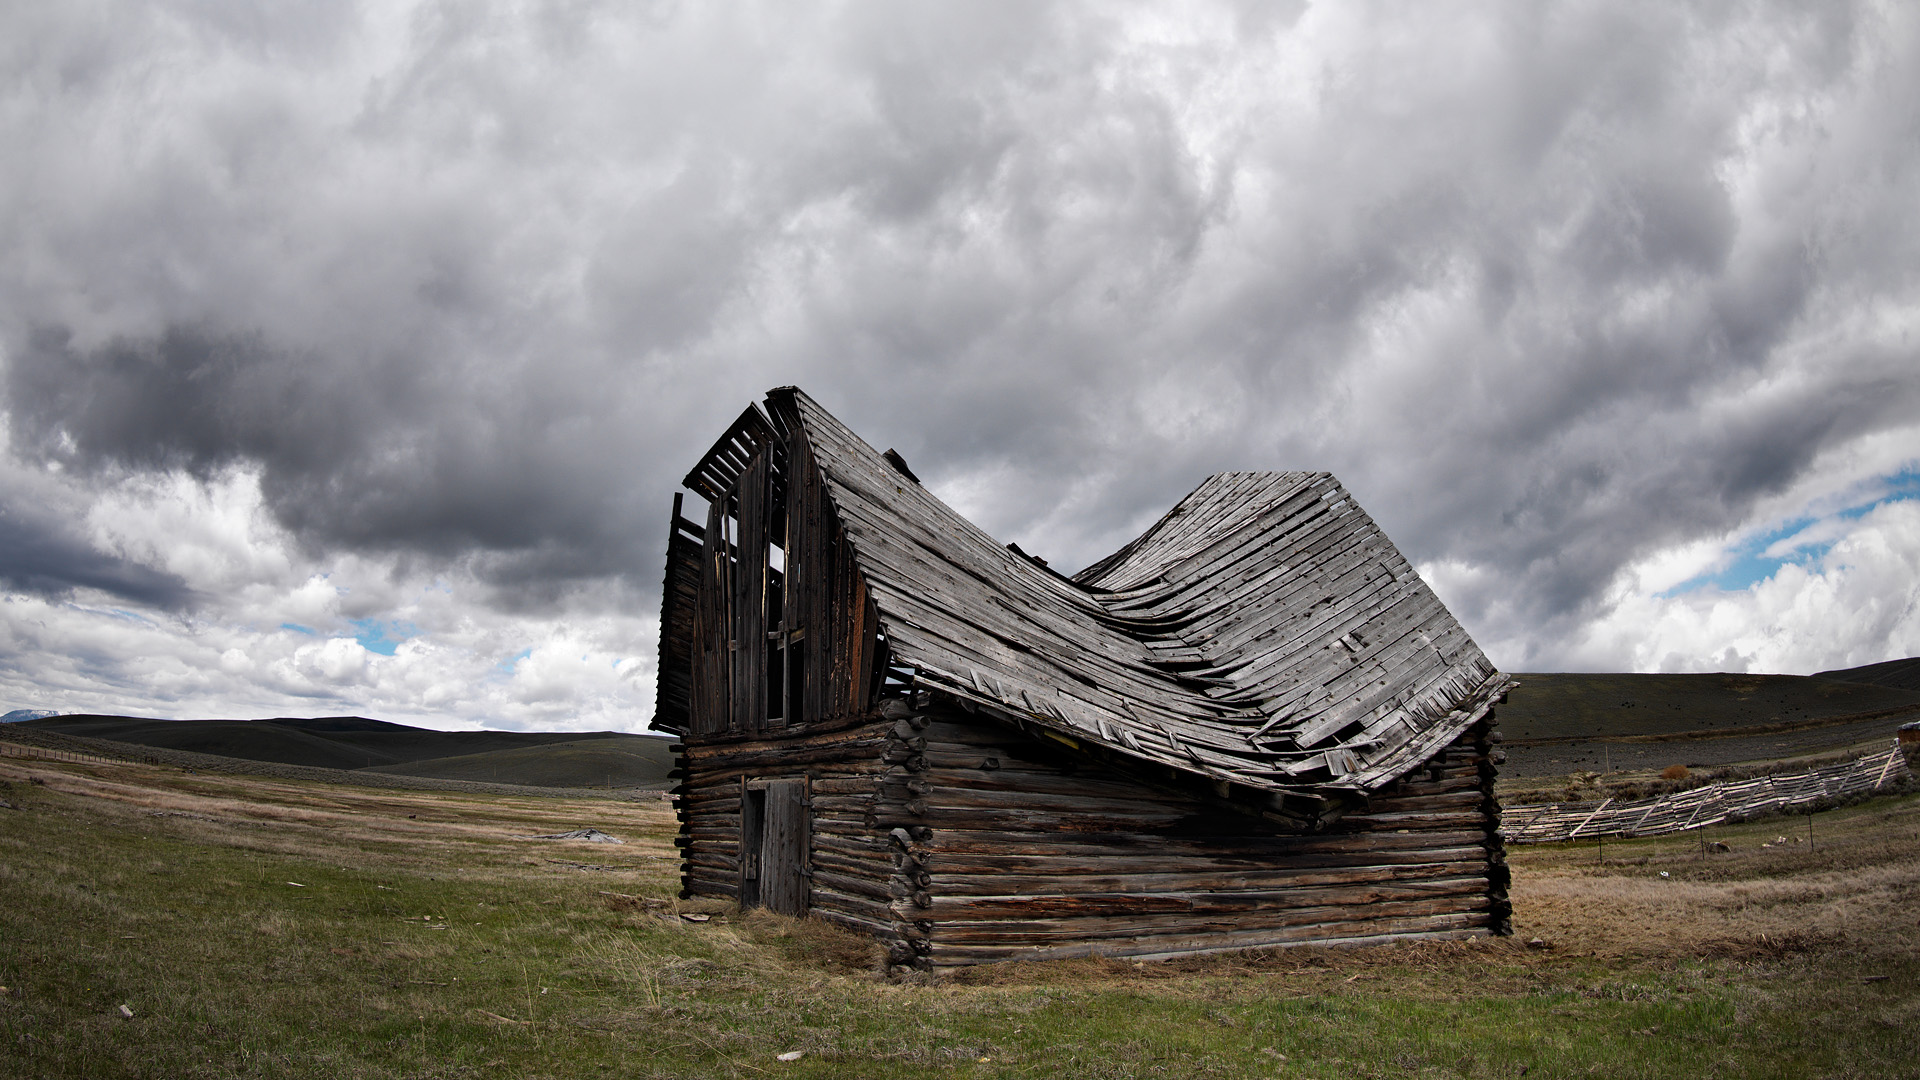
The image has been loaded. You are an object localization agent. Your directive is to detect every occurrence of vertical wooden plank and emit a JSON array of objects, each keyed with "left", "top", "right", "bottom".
[
  {"left": 764, "top": 440, "right": 791, "bottom": 732},
  {"left": 804, "top": 440, "right": 830, "bottom": 725},
  {"left": 654, "top": 492, "right": 703, "bottom": 733},
  {"left": 691, "top": 495, "right": 731, "bottom": 734},
  {"left": 776, "top": 416, "right": 867, "bottom": 727},
  {"left": 851, "top": 578, "right": 873, "bottom": 714},
  {"left": 739, "top": 779, "right": 763, "bottom": 908},
  {"left": 820, "top": 533, "right": 836, "bottom": 721},
  {"left": 788, "top": 430, "right": 809, "bottom": 725},
  {"left": 762, "top": 778, "right": 811, "bottom": 916},
  {"left": 733, "top": 450, "right": 770, "bottom": 732},
  {"left": 829, "top": 528, "right": 852, "bottom": 717},
  {"left": 781, "top": 429, "right": 809, "bottom": 728}
]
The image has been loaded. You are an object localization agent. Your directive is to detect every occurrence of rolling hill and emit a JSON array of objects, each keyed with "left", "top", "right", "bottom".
[
  {"left": 357, "top": 736, "right": 675, "bottom": 789},
  {"left": 1499, "top": 659, "right": 1920, "bottom": 777},
  {"left": 1816, "top": 655, "right": 1920, "bottom": 693},
  {"left": 17, "top": 714, "right": 675, "bottom": 790}
]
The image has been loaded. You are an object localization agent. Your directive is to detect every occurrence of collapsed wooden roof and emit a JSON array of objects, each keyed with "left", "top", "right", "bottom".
[{"left": 677, "top": 387, "right": 1509, "bottom": 798}]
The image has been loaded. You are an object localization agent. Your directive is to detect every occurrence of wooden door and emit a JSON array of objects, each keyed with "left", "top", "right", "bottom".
[
  {"left": 739, "top": 785, "right": 765, "bottom": 908},
  {"left": 739, "top": 778, "right": 810, "bottom": 916}
]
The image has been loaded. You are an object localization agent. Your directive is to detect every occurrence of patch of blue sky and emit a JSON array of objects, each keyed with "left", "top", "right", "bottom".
[
  {"left": 281, "top": 622, "right": 316, "bottom": 635},
  {"left": 1836, "top": 465, "right": 1920, "bottom": 518},
  {"left": 65, "top": 603, "right": 158, "bottom": 624},
  {"left": 350, "top": 618, "right": 416, "bottom": 656},
  {"left": 1660, "top": 467, "right": 1920, "bottom": 597},
  {"left": 497, "top": 647, "right": 533, "bottom": 674}
]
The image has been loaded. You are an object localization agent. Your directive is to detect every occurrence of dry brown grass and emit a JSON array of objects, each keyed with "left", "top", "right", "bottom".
[
  {"left": 735, "top": 907, "right": 890, "bottom": 975},
  {"left": 1509, "top": 791, "right": 1920, "bottom": 966},
  {"left": 0, "top": 755, "right": 677, "bottom": 877}
]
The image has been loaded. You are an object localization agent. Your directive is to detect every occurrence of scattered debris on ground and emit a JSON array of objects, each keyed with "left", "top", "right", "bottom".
[{"left": 523, "top": 828, "right": 623, "bottom": 843}]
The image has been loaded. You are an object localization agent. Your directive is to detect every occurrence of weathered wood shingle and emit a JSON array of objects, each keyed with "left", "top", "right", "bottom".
[{"left": 768, "top": 387, "right": 1509, "bottom": 797}]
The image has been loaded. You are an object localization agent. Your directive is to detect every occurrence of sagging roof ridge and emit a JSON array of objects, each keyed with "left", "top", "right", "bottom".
[{"left": 761, "top": 387, "right": 1510, "bottom": 796}]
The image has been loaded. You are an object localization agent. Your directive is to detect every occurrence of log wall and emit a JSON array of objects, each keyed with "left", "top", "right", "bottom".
[
  {"left": 868, "top": 701, "right": 1508, "bottom": 969},
  {"left": 673, "top": 717, "right": 918, "bottom": 955}
]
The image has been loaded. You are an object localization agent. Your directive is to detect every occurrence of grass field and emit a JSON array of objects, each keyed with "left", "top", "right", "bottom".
[{"left": 3, "top": 754, "right": 1915, "bottom": 1079}]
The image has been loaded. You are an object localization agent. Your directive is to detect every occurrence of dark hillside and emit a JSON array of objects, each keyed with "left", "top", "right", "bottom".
[
  {"left": 1815, "top": 656, "right": 1920, "bottom": 692},
  {"left": 257, "top": 716, "right": 417, "bottom": 733},
  {"left": 1499, "top": 672, "right": 1920, "bottom": 742},
  {"left": 1498, "top": 672, "right": 1920, "bottom": 778},
  {"left": 358, "top": 736, "right": 675, "bottom": 790},
  {"left": 19, "top": 714, "right": 674, "bottom": 788},
  {"left": 21, "top": 716, "right": 404, "bottom": 771},
  {"left": 295, "top": 728, "right": 604, "bottom": 764}
]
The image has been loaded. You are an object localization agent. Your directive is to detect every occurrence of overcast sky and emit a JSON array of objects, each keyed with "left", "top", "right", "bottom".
[{"left": 3, "top": 1, "right": 1918, "bottom": 732}]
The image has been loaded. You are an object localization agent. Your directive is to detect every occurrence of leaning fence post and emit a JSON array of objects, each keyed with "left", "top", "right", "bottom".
[{"left": 1873, "top": 747, "right": 1898, "bottom": 790}]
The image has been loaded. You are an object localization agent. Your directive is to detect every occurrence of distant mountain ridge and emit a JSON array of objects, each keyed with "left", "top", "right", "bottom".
[{"left": 17, "top": 714, "right": 674, "bottom": 790}]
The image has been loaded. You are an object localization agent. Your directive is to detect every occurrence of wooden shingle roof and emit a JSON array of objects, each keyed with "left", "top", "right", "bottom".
[{"left": 768, "top": 387, "right": 1509, "bottom": 797}]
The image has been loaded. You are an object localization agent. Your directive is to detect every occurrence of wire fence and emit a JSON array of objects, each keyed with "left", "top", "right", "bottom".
[
  {"left": 1501, "top": 744, "right": 1912, "bottom": 844},
  {"left": 0, "top": 739, "right": 128, "bottom": 766}
]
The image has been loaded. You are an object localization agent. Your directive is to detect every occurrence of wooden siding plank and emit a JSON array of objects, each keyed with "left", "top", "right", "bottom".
[
  {"left": 690, "top": 494, "right": 732, "bottom": 734},
  {"left": 761, "top": 778, "right": 811, "bottom": 915},
  {"left": 732, "top": 449, "right": 770, "bottom": 732}
]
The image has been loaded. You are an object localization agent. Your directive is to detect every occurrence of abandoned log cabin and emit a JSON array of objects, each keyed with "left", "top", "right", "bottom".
[{"left": 652, "top": 387, "right": 1513, "bottom": 970}]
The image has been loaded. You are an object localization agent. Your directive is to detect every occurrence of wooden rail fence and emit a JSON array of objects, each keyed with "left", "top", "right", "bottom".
[{"left": 1501, "top": 745, "right": 1912, "bottom": 844}]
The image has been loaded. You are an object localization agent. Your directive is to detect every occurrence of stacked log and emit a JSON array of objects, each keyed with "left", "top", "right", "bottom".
[
  {"left": 895, "top": 704, "right": 1503, "bottom": 969},
  {"left": 870, "top": 713, "right": 935, "bottom": 968}
]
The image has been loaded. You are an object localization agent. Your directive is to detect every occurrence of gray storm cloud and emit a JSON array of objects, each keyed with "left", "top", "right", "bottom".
[
  {"left": 2, "top": 0, "right": 1917, "bottom": 724},
  {"left": 0, "top": 488, "right": 195, "bottom": 609}
]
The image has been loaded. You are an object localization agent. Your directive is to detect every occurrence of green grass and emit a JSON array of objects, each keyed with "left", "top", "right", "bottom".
[{"left": 2, "top": 759, "right": 1915, "bottom": 1079}]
